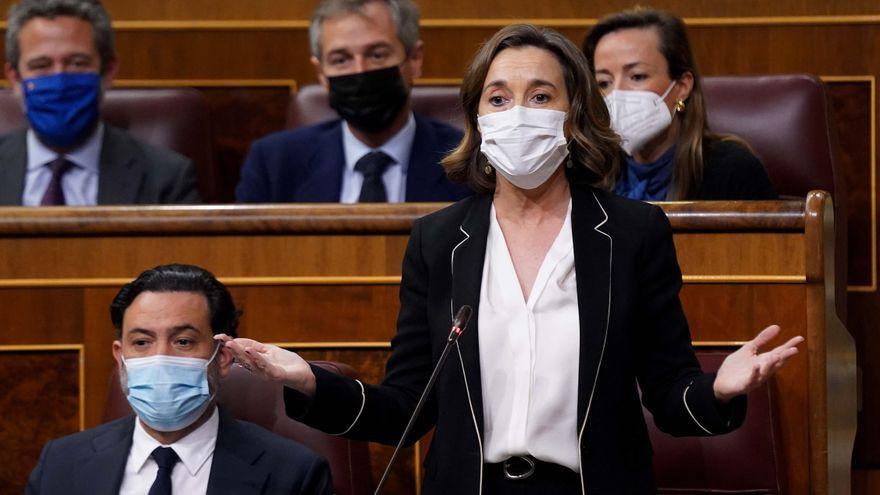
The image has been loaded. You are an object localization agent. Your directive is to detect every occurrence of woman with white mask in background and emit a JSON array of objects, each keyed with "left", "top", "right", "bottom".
[
  {"left": 583, "top": 8, "right": 777, "bottom": 201},
  {"left": 218, "top": 24, "right": 801, "bottom": 494}
]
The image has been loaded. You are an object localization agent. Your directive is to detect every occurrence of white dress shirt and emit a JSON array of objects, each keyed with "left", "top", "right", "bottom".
[
  {"left": 478, "top": 200, "right": 581, "bottom": 472},
  {"left": 22, "top": 124, "right": 103, "bottom": 206},
  {"left": 118, "top": 407, "right": 219, "bottom": 495},
  {"left": 339, "top": 112, "right": 416, "bottom": 203}
]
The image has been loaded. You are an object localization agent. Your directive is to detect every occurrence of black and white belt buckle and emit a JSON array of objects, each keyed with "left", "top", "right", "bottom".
[{"left": 503, "top": 455, "right": 536, "bottom": 480}]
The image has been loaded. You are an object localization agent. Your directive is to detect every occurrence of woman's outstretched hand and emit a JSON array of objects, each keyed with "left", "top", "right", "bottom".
[
  {"left": 713, "top": 325, "right": 804, "bottom": 403},
  {"left": 214, "top": 334, "right": 317, "bottom": 397}
]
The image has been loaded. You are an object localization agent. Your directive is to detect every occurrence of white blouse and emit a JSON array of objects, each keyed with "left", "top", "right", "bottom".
[{"left": 478, "top": 201, "right": 581, "bottom": 472}]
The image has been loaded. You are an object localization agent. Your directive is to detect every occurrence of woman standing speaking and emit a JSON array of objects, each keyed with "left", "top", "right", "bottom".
[{"left": 220, "top": 24, "right": 802, "bottom": 495}]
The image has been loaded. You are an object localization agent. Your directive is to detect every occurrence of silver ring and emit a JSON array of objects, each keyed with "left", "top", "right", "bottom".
[{"left": 502, "top": 455, "right": 536, "bottom": 480}]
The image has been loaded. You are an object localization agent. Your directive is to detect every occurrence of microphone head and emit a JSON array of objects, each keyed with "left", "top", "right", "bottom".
[
  {"left": 449, "top": 305, "right": 473, "bottom": 342},
  {"left": 453, "top": 305, "right": 472, "bottom": 329}
]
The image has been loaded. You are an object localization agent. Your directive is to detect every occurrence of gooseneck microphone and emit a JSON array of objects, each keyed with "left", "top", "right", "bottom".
[{"left": 373, "top": 305, "right": 473, "bottom": 495}]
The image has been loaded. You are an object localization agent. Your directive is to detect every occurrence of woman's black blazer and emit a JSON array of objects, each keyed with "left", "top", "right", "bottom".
[{"left": 286, "top": 183, "right": 746, "bottom": 494}]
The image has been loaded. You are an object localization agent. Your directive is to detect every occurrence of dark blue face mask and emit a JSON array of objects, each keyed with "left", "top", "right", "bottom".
[{"left": 23, "top": 72, "right": 101, "bottom": 149}]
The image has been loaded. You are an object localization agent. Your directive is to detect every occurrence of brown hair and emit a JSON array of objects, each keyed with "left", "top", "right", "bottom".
[
  {"left": 583, "top": 7, "right": 739, "bottom": 200},
  {"left": 442, "top": 24, "right": 621, "bottom": 194}
]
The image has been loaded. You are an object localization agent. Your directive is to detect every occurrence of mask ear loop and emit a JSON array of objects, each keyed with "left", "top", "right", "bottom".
[
  {"left": 659, "top": 80, "right": 677, "bottom": 101},
  {"left": 661, "top": 80, "right": 686, "bottom": 116},
  {"left": 203, "top": 339, "right": 223, "bottom": 410},
  {"left": 558, "top": 112, "right": 574, "bottom": 168},
  {"left": 205, "top": 339, "right": 221, "bottom": 368}
]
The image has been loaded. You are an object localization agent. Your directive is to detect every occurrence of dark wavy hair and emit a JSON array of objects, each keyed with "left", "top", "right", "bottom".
[
  {"left": 110, "top": 264, "right": 240, "bottom": 338},
  {"left": 442, "top": 23, "right": 621, "bottom": 193}
]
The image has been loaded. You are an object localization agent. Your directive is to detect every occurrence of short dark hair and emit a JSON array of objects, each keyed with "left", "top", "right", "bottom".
[
  {"left": 6, "top": 0, "right": 116, "bottom": 74},
  {"left": 110, "top": 264, "right": 240, "bottom": 339}
]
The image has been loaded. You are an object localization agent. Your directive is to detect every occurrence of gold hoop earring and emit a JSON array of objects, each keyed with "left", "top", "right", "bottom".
[
  {"left": 484, "top": 164, "right": 493, "bottom": 175},
  {"left": 675, "top": 100, "right": 686, "bottom": 113}
]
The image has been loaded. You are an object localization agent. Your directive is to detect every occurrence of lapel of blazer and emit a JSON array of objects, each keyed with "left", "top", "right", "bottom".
[
  {"left": 450, "top": 194, "right": 492, "bottom": 439},
  {"left": 97, "top": 125, "right": 143, "bottom": 205},
  {"left": 73, "top": 417, "right": 135, "bottom": 495},
  {"left": 0, "top": 129, "right": 28, "bottom": 205},
  {"left": 206, "top": 411, "right": 269, "bottom": 495},
  {"left": 404, "top": 116, "right": 449, "bottom": 201},
  {"left": 570, "top": 186, "right": 613, "bottom": 439},
  {"left": 298, "top": 123, "right": 344, "bottom": 202}
]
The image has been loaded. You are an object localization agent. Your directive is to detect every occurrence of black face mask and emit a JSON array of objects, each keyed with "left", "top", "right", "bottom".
[{"left": 327, "top": 66, "right": 408, "bottom": 134}]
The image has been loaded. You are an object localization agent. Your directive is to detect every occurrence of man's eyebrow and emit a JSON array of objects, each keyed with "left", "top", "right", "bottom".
[
  {"left": 325, "top": 47, "right": 351, "bottom": 58},
  {"left": 326, "top": 41, "right": 393, "bottom": 57},
  {"left": 64, "top": 53, "right": 93, "bottom": 60},
  {"left": 126, "top": 326, "right": 204, "bottom": 338},
  {"left": 25, "top": 56, "right": 51, "bottom": 65},
  {"left": 127, "top": 328, "right": 156, "bottom": 337},
  {"left": 169, "top": 324, "right": 201, "bottom": 335},
  {"left": 363, "top": 41, "right": 393, "bottom": 51}
]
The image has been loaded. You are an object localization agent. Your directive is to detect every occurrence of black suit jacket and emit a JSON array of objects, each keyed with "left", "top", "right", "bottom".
[
  {"left": 235, "top": 115, "right": 470, "bottom": 202},
  {"left": 26, "top": 410, "right": 332, "bottom": 495},
  {"left": 0, "top": 125, "right": 200, "bottom": 205},
  {"left": 694, "top": 139, "right": 778, "bottom": 200},
  {"left": 287, "top": 183, "right": 746, "bottom": 494}
]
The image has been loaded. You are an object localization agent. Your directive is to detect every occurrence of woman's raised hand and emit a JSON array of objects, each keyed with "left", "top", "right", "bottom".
[
  {"left": 214, "top": 334, "right": 316, "bottom": 396},
  {"left": 712, "top": 325, "right": 804, "bottom": 403}
]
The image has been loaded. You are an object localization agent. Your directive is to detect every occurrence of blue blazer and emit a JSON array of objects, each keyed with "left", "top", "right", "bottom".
[
  {"left": 235, "top": 115, "right": 471, "bottom": 202},
  {"left": 26, "top": 411, "right": 332, "bottom": 495}
]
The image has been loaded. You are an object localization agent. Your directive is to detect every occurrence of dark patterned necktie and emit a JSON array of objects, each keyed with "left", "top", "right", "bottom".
[
  {"left": 354, "top": 151, "right": 394, "bottom": 202},
  {"left": 148, "top": 446, "right": 180, "bottom": 495},
  {"left": 39, "top": 157, "right": 74, "bottom": 206}
]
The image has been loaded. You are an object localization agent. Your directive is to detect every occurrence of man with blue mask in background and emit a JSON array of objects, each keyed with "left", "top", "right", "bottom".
[
  {"left": 235, "top": 0, "right": 470, "bottom": 203},
  {"left": 27, "top": 264, "right": 332, "bottom": 495},
  {"left": 0, "top": 0, "right": 200, "bottom": 206}
]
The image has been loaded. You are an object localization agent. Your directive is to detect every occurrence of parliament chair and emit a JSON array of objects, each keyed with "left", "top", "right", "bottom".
[
  {"left": 647, "top": 351, "right": 782, "bottom": 494},
  {"left": 104, "top": 360, "right": 373, "bottom": 495},
  {"left": 0, "top": 88, "right": 219, "bottom": 202},
  {"left": 702, "top": 75, "right": 847, "bottom": 322},
  {"left": 286, "top": 84, "right": 462, "bottom": 130},
  {"left": 702, "top": 75, "right": 840, "bottom": 202}
]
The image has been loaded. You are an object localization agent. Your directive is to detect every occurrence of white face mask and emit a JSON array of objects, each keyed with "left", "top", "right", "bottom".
[
  {"left": 604, "top": 82, "right": 676, "bottom": 156},
  {"left": 478, "top": 105, "right": 569, "bottom": 190}
]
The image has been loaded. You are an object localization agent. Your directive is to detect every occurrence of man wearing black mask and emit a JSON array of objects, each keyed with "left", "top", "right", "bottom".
[{"left": 235, "top": 0, "right": 470, "bottom": 203}]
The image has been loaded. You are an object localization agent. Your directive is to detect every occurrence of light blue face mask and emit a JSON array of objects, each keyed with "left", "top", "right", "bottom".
[{"left": 121, "top": 343, "right": 220, "bottom": 432}]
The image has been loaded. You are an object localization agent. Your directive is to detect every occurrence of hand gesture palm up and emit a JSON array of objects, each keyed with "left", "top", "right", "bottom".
[{"left": 713, "top": 325, "right": 804, "bottom": 402}]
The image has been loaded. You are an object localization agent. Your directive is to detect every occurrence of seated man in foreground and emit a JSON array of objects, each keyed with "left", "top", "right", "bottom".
[
  {"left": 1, "top": 0, "right": 200, "bottom": 205},
  {"left": 236, "top": 0, "right": 469, "bottom": 203},
  {"left": 27, "top": 264, "right": 331, "bottom": 495}
]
